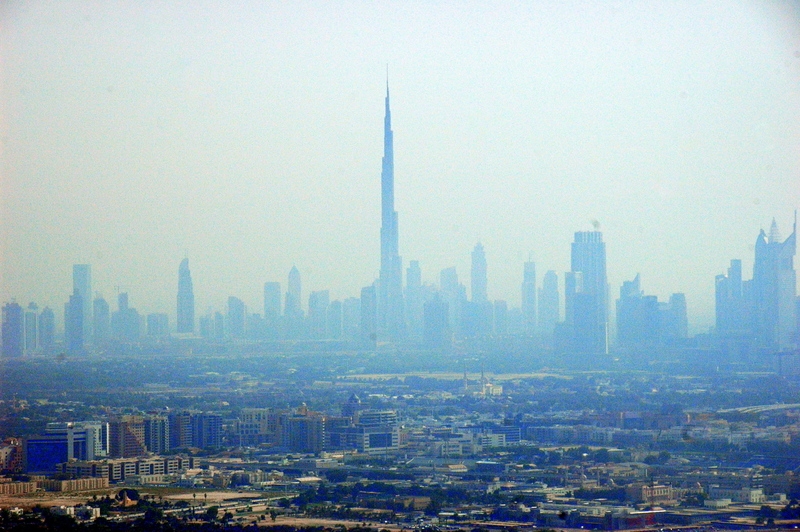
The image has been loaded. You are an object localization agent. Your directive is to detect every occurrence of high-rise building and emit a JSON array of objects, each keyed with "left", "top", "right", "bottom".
[
  {"left": 307, "top": 290, "right": 330, "bottom": 339},
  {"left": 327, "top": 300, "right": 343, "bottom": 339},
  {"left": 176, "top": 258, "right": 194, "bottom": 334},
  {"left": 538, "top": 270, "right": 559, "bottom": 339},
  {"left": 440, "top": 267, "right": 466, "bottom": 335},
  {"left": 715, "top": 215, "right": 798, "bottom": 353},
  {"left": 24, "top": 303, "right": 38, "bottom": 354},
  {"left": 285, "top": 266, "right": 303, "bottom": 339},
  {"left": 111, "top": 292, "right": 140, "bottom": 341},
  {"left": 64, "top": 292, "right": 84, "bottom": 355},
  {"left": 566, "top": 231, "right": 608, "bottom": 355},
  {"left": 405, "top": 260, "right": 424, "bottom": 341},
  {"left": 93, "top": 296, "right": 110, "bottom": 344},
  {"left": 192, "top": 413, "right": 222, "bottom": 449},
  {"left": 38, "top": 307, "right": 55, "bottom": 353},
  {"left": 25, "top": 422, "right": 107, "bottom": 474},
  {"left": 2, "top": 302, "right": 24, "bottom": 358},
  {"left": 227, "top": 296, "right": 247, "bottom": 339},
  {"left": 752, "top": 216, "right": 796, "bottom": 350},
  {"left": 493, "top": 300, "right": 508, "bottom": 336},
  {"left": 423, "top": 294, "right": 451, "bottom": 348},
  {"left": 715, "top": 259, "right": 746, "bottom": 337},
  {"left": 263, "top": 281, "right": 281, "bottom": 338},
  {"left": 521, "top": 261, "right": 536, "bottom": 336},
  {"left": 342, "top": 297, "right": 361, "bottom": 340},
  {"left": 471, "top": 243, "right": 488, "bottom": 304},
  {"left": 108, "top": 416, "right": 146, "bottom": 458},
  {"left": 360, "top": 284, "right": 377, "bottom": 346},
  {"left": 146, "top": 313, "right": 169, "bottom": 337},
  {"left": 287, "top": 266, "right": 302, "bottom": 314},
  {"left": 143, "top": 415, "right": 170, "bottom": 454},
  {"left": 73, "top": 265, "right": 92, "bottom": 344},
  {"left": 378, "top": 80, "right": 404, "bottom": 342}
]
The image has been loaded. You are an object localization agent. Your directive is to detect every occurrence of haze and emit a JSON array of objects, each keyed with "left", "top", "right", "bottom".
[{"left": 2, "top": 1, "right": 799, "bottom": 332}]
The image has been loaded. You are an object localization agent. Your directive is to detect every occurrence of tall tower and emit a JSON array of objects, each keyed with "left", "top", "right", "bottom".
[
  {"left": 752, "top": 215, "right": 796, "bottom": 350},
  {"left": 521, "top": 260, "right": 536, "bottom": 335},
  {"left": 538, "top": 270, "right": 560, "bottom": 338},
  {"left": 286, "top": 266, "right": 302, "bottom": 316},
  {"left": 378, "top": 78, "right": 404, "bottom": 341},
  {"left": 176, "top": 258, "right": 195, "bottom": 334},
  {"left": 73, "top": 265, "right": 92, "bottom": 343},
  {"left": 567, "top": 231, "right": 608, "bottom": 356},
  {"left": 471, "top": 243, "right": 488, "bottom": 303}
]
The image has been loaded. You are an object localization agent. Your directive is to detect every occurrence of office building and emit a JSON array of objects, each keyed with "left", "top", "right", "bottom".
[
  {"left": 715, "top": 215, "right": 797, "bottom": 353},
  {"left": 327, "top": 299, "right": 342, "bottom": 339},
  {"left": 192, "top": 413, "right": 222, "bottom": 448},
  {"left": 144, "top": 415, "right": 170, "bottom": 454},
  {"left": 263, "top": 281, "right": 281, "bottom": 338},
  {"left": 538, "top": 270, "right": 560, "bottom": 339},
  {"left": 360, "top": 284, "right": 377, "bottom": 346},
  {"left": 111, "top": 293, "right": 140, "bottom": 341},
  {"left": 24, "top": 303, "right": 37, "bottom": 354},
  {"left": 752, "top": 217, "right": 796, "bottom": 350},
  {"left": 227, "top": 296, "right": 246, "bottom": 339},
  {"left": 471, "top": 243, "right": 488, "bottom": 303},
  {"left": 285, "top": 266, "right": 303, "bottom": 339},
  {"left": 93, "top": 296, "right": 110, "bottom": 344},
  {"left": 405, "top": 260, "right": 424, "bottom": 341},
  {"left": 73, "top": 265, "right": 92, "bottom": 343},
  {"left": 64, "top": 292, "right": 84, "bottom": 355},
  {"left": 38, "top": 307, "right": 55, "bottom": 353},
  {"left": 176, "top": 258, "right": 195, "bottom": 334},
  {"left": 342, "top": 297, "right": 361, "bottom": 340},
  {"left": 109, "top": 416, "right": 147, "bottom": 458},
  {"left": 521, "top": 260, "right": 536, "bottom": 336},
  {"left": 146, "top": 313, "right": 169, "bottom": 337},
  {"left": 308, "top": 290, "right": 330, "bottom": 339},
  {"left": 423, "top": 294, "right": 451, "bottom": 348},
  {"left": 2, "top": 302, "right": 24, "bottom": 358},
  {"left": 566, "top": 231, "right": 608, "bottom": 355},
  {"left": 25, "top": 422, "right": 107, "bottom": 474}
]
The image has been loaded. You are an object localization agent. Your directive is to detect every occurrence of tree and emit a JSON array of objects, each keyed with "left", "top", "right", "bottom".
[{"left": 205, "top": 505, "right": 219, "bottom": 521}]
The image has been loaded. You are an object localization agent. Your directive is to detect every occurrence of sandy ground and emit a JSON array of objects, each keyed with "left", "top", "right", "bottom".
[{"left": 0, "top": 492, "right": 97, "bottom": 509}]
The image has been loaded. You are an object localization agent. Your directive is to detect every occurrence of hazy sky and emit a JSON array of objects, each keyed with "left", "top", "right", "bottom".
[{"left": 2, "top": 1, "right": 799, "bottom": 332}]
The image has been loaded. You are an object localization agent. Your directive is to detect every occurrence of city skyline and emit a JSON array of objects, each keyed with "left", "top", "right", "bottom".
[{"left": 1, "top": 2, "right": 799, "bottom": 330}]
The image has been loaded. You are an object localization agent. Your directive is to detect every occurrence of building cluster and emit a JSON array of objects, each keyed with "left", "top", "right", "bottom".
[
  {"left": 1, "top": 86, "right": 796, "bottom": 361},
  {"left": 715, "top": 217, "right": 799, "bottom": 356}
]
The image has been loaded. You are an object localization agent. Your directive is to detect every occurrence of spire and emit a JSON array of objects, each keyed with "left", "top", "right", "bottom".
[{"left": 769, "top": 218, "right": 781, "bottom": 244}]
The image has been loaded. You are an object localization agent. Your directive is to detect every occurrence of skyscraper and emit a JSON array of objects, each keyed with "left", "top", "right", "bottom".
[
  {"left": 263, "top": 280, "right": 280, "bottom": 314},
  {"left": 378, "top": 80, "right": 404, "bottom": 341},
  {"left": 521, "top": 260, "right": 536, "bottom": 336},
  {"left": 93, "top": 296, "right": 110, "bottom": 344},
  {"left": 38, "top": 307, "right": 55, "bottom": 353},
  {"left": 286, "top": 266, "right": 301, "bottom": 316},
  {"left": 471, "top": 243, "right": 488, "bottom": 304},
  {"left": 176, "top": 258, "right": 194, "bottom": 334},
  {"left": 752, "top": 216, "right": 796, "bottom": 350},
  {"left": 308, "top": 290, "right": 330, "bottom": 339},
  {"left": 538, "top": 270, "right": 559, "bottom": 339},
  {"left": 73, "top": 265, "right": 92, "bottom": 343},
  {"left": 567, "top": 231, "right": 608, "bottom": 355},
  {"left": 227, "top": 296, "right": 247, "bottom": 339},
  {"left": 24, "top": 303, "right": 38, "bottom": 354},
  {"left": 1, "top": 302, "right": 24, "bottom": 358},
  {"left": 64, "top": 292, "right": 84, "bottom": 355},
  {"left": 263, "top": 281, "right": 281, "bottom": 339},
  {"left": 285, "top": 266, "right": 303, "bottom": 339},
  {"left": 405, "top": 261, "right": 424, "bottom": 341}
]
